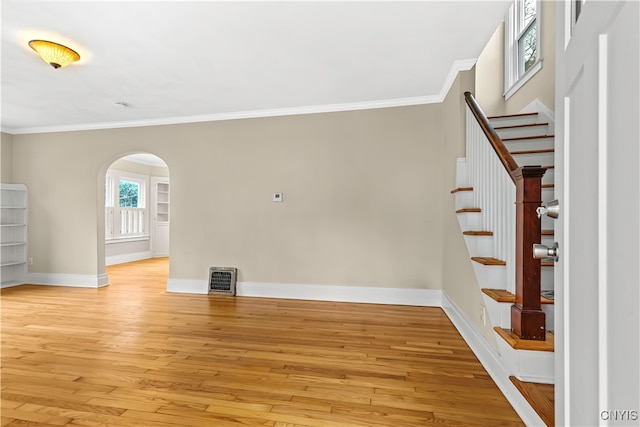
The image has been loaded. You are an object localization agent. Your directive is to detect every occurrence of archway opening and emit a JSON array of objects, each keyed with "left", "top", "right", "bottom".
[{"left": 103, "top": 153, "right": 170, "bottom": 268}]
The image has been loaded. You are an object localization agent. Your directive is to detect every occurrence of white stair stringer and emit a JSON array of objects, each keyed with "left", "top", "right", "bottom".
[{"left": 455, "top": 107, "right": 555, "bottom": 385}]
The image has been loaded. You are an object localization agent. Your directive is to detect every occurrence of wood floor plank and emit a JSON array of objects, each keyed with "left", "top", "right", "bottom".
[{"left": 1, "top": 258, "right": 523, "bottom": 426}]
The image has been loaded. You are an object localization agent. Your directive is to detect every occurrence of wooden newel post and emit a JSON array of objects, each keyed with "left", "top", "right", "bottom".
[{"left": 511, "top": 166, "right": 547, "bottom": 340}]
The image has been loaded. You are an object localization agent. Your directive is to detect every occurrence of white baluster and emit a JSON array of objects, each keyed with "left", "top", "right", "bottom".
[{"left": 465, "top": 106, "right": 517, "bottom": 290}]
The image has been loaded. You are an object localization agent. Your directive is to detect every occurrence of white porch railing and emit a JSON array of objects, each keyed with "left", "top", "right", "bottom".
[
  {"left": 120, "top": 208, "right": 145, "bottom": 236},
  {"left": 466, "top": 106, "right": 516, "bottom": 293}
]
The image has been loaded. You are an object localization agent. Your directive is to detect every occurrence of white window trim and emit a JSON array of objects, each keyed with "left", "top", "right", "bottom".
[{"left": 504, "top": 0, "right": 543, "bottom": 100}]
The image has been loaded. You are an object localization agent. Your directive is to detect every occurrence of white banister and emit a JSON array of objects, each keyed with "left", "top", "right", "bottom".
[{"left": 466, "top": 106, "right": 516, "bottom": 293}]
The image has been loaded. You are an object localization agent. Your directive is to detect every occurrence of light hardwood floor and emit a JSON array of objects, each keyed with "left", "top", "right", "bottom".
[{"left": 1, "top": 258, "right": 523, "bottom": 426}]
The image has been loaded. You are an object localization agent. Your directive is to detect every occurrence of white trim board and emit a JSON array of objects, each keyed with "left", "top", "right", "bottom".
[
  {"left": 167, "top": 279, "right": 442, "bottom": 307},
  {"left": 25, "top": 273, "right": 109, "bottom": 288}
]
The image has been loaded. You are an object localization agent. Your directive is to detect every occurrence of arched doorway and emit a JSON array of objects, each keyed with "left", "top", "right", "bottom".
[{"left": 103, "top": 153, "right": 170, "bottom": 267}]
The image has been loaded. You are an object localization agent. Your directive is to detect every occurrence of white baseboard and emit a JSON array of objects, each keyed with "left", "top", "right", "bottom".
[
  {"left": 26, "top": 273, "right": 109, "bottom": 288},
  {"left": 106, "top": 251, "right": 152, "bottom": 266},
  {"left": 441, "top": 291, "right": 546, "bottom": 427},
  {"left": 166, "top": 278, "right": 208, "bottom": 294},
  {"left": 166, "top": 279, "right": 442, "bottom": 307},
  {"left": 1, "top": 281, "right": 26, "bottom": 289},
  {"left": 238, "top": 282, "right": 442, "bottom": 306}
]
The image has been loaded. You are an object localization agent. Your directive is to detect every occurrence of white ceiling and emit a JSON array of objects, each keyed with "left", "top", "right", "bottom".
[{"left": 1, "top": 1, "right": 509, "bottom": 135}]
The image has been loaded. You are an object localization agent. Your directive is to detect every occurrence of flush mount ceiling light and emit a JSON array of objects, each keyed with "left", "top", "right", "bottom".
[{"left": 28, "top": 39, "right": 80, "bottom": 69}]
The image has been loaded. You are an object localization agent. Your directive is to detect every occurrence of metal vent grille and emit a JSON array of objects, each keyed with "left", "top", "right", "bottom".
[{"left": 208, "top": 267, "right": 237, "bottom": 296}]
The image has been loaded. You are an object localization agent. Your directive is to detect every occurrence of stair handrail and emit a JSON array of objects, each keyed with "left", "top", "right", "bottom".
[
  {"left": 464, "top": 91, "right": 519, "bottom": 182},
  {"left": 463, "top": 91, "right": 548, "bottom": 341}
]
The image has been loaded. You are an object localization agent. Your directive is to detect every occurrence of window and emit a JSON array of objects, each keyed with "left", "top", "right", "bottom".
[
  {"left": 504, "top": 0, "right": 542, "bottom": 99},
  {"left": 119, "top": 180, "right": 140, "bottom": 208},
  {"left": 105, "top": 170, "right": 148, "bottom": 239}
]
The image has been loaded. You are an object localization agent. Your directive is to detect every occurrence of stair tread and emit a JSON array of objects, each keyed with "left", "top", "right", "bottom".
[
  {"left": 510, "top": 377, "right": 555, "bottom": 427},
  {"left": 494, "top": 327, "right": 554, "bottom": 352},
  {"left": 542, "top": 184, "right": 554, "bottom": 189},
  {"left": 542, "top": 261, "right": 554, "bottom": 267},
  {"left": 450, "top": 187, "right": 473, "bottom": 194},
  {"left": 471, "top": 257, "right": 506, "bottom": 266},
  {"left": 502, "top": 134, "right": 555, "bottom": 141},
  {"left": 456, "top": 208, "right": 481, "bottom": 213},
  {"left": 510, "top": 148, "right": 555, "bottom": 155},
  {"left": 494, "top": 122, "right": 549, "bottom": 130},
  {"left": 482, "top": 288, "right": 554, "bottom": 304},
  {"left": 541, "top": 230, "right": 554, "bottom": 235},
  {"left": 488, "top": 112, "right": 539, "bottom": 120},
  {"left": 463, "top": 230, "right": 493, "bottom": 236}
]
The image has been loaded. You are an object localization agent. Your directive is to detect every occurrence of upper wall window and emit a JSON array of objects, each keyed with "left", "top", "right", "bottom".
[{"left": 504, "top": 0, "right": 542, "bottom": 99}]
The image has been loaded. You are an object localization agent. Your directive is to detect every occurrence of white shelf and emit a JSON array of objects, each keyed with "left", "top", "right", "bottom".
[
  {"left": 1, "top": 184, "right": 27, "bottom": 288},
  {"left": 156, "top": 182, "right": 170, "bottom": 223}
]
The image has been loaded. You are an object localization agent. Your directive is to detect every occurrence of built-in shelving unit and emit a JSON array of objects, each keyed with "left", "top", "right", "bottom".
[
  {"left": 151, "top": 177, "right": 170, "bottom": 257},
  {"left": 1, "top": 184, "right": 28, "bottom": 288},
  {"left": 156, "top": 182, "right": 170, "bottom": 223}
]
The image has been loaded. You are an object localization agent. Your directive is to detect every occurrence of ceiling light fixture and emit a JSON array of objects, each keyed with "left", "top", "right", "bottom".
[{"left": 28, "top": 39, "right": 80, "bottom": 69}]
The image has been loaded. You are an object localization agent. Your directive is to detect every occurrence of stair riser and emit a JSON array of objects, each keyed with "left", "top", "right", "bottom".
[
  {"left": 456, "top": 212, "right": 482, "bottom": 232},
  {"left": 463, "top": 235, "right": 494, "bottom": 257},
  {"left": 542, "top": 187, "right": 555, "bottom": 203},
  {"left": 495, "top": 126, "right": 550, "bottom": 139},
  {"left": 453, "top": 191, "right": 475, "bottom": 211},
  {"left": 489, "top": 115, "right": 540, "bottom": 127},
  {"left": 495, "top": 336, "right": 555, "bottom": 384},
  {"left": 542, "top": 168, "right": 554, "bottom": 185},
  {"left": 456, "top": 158, "right": 469, "bottom": 188},
  {"left": 511, "top": 152, "right": 554, "bottom": 168},
  {"left": 541, "top": 234, "right": 555, "bottom": 247},
  {"left": 483, "top": 296, "right": 555, "bottom": 331},
  {"left": 541, "top": 266, "right": 554, "bottom": 291},
  {"left": 471, "top": 262, "right": 506, "bottom": 289},
  {"left": 542, "top": 304, "right": 554, "bottom": 332},
  {"left": 503, "top": 137, "right": 555, "bottom": 152},
  {"left": 541, "top": 215, "right": 556, "bottom": 232},
  {"left": 483, "top": 294, "right": 511, "bottom": 329}
]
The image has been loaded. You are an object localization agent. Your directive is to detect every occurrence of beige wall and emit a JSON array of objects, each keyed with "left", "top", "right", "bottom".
[
  {"left": 1, "top": 132, "right": 14, "bottom": 183},
  {"left": 12, "top": 106, "right": 447, "bottom": 289},
  {"left": 475, "top": 0, "right": 556, "bottom": 116},
  {"left": 441, "top": 69, "right": 498, "bottom": 345}
]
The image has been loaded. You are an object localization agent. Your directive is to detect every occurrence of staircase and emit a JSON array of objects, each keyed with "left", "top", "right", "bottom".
[{"left": 452, "top": 96, "right": 555, "bottom": 385}]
